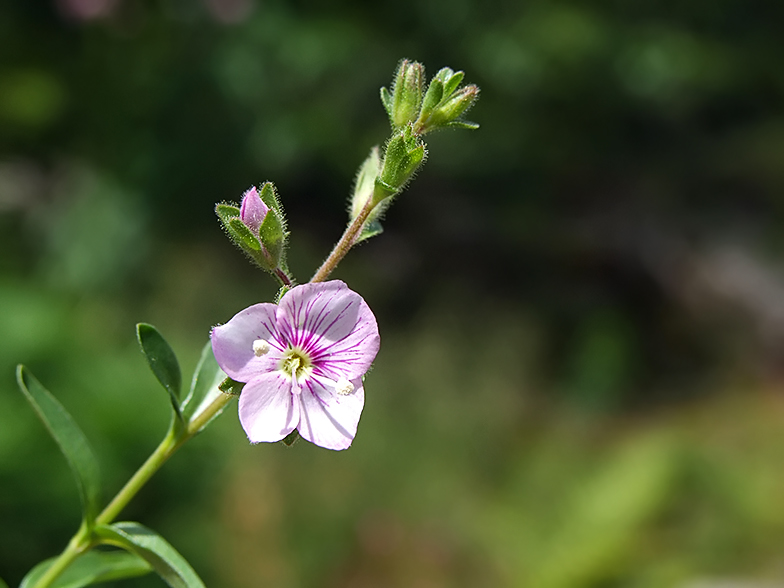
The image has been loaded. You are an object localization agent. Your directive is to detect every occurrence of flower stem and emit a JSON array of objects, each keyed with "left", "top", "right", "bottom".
[
  {"left": 30, "top": 391, "right": 236, "bottom": 588},
  {"left": 310, "top": 192, "right": 381, "bottom": 283}
]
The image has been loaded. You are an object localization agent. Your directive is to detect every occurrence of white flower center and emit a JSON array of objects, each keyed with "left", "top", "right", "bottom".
[
  {"left": 279, "top": 348, "right": 313, "bottom": 395},
  {"left": 252, "top": 339, "right": 271, "bottom": 356},
  {"left": 335, "top": 378, "right": 354, "bottom": 396}
]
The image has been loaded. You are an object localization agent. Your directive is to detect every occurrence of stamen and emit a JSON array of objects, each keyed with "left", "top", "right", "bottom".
[
  {"left": 252, "top": 339, "right": 271, "bottom": 356},
  {"left": 335, "top": 377, "right": 354, "bottom": 396},
  {"left": 290, "top": 357, "right": 301, "bottom": 395}
]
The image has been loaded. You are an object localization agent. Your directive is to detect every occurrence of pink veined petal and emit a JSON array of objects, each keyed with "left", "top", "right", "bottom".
[
  {"left": 239, "top": 187, "right": 269, "bottom": 235},
  {"left": 211, "top": 303, "right": 284, "bottom": 382},
  {"left": 297, "top": 376, "right": 365, "bottom": 450},
  {"left": 239, "top": 371, "right": 299, "bottom": 443},
  {"left": 277, "top": 281, "right": 380, "bottom": 380}
]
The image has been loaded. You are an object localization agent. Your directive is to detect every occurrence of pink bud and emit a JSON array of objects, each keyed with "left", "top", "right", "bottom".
[{"left": 239, "top": 187, "right": 270, "bottom": 235}]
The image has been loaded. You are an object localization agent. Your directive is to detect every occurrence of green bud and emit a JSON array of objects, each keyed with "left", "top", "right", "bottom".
[
  {"left": 414, "top": 67, "right": 479, "bottom": 134},
  {"left": 377, "top": 125, "right": 426, "bottom": 198},
  {"left": 350, "top": 146, "right": 381, "bottom": 220},
  {"left": 382, "top": 59, "right": 424, "bottom": 129}
]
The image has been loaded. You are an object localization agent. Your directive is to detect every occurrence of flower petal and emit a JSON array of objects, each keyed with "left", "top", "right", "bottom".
[
  {"left": 211, "top": 303, "right": 284, "bottom": 382},
  {"left": 297, "top": 376, "right": 365, "bottom": 450},
  {"left": 277, "top": 281, "right": 380, "bottom": 380},
  {"left": 239, "top": 371, "right": 299, "bottom": 443}
]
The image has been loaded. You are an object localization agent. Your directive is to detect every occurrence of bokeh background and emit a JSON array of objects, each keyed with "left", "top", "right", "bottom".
[{"left": 3, "top": 0, "right": 784, "bottom": 586}]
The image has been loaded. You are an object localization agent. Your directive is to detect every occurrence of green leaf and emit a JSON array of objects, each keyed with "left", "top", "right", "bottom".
[
  {"left": 20, "top": 551, "right": 151, "bottom": 588},
  {"left": 281, "top": 429, "right": 300, "bottom": 446},
  {"left": 418, "top": 78, "right": 443, "bottom": 122},
  {"left": 444, "top": 120, "right": 480, "bottom": 130},
  {"left": 181, "top": 340, "right": 228, "bottom": 431},
  {"left": 227, "top": 217, "right": 262, "bottom": 252},
  {"left": 95, "top": 522, "right": 206, "bottom": 588},
  {"left": 379, "top": 86, "right": 393, "bottom": 119},
  {"left": 214, "top": 203, "right": 240, "bottom": 224},
  {"left": 137, "top": 324, "right": 183, "bottom": 420},
  {"left": 0, "top": 576, "right": 8, "bottom": 588},
  {"left": 443, "top": 70, "right": 465, "bottom": 96},
  {"left": 259, "top": 209, "right": 286, "bottom": 266},
  {"left": 258, "top": 182, "right": 284, "bottom": 218},
  {"left": 218, "top": 377, "right": 244, "bottom": 396},
  {"left": 16, "top": 365, "right": 101, "bottom": 525},
  {"left": 356, "top": 219, "right": 384, "bottom": 244}
]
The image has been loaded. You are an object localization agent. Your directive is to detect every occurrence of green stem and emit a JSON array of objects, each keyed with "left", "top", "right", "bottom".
[
  {"left": 310, "top": 189, "right": 386, "bottom": 283},
  {"left": 31, "top": 392, "right": 236, "bottom": 588}
]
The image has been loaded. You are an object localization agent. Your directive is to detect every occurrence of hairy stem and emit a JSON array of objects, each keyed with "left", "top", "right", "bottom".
[{"left": 310, "top": 189, "right": 387, "bottom": 283}]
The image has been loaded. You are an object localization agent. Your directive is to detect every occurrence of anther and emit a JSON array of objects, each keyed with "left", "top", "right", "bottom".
[
  {"left": 335, "top": 378, "right": 355, "bottom": 396},
  {"left": 252, "top": 339, "right": 271, "bottom": 356}
]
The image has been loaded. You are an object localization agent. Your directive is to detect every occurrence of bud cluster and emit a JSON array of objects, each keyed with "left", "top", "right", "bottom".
[
  {"left": 348, "top": 60, "right": 479, "bottom": 232},
  {"left": 380, "top": 60, "right": 480, "bottom": 135}
]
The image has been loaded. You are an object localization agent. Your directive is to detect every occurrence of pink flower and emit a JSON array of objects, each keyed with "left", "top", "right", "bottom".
[{"left": 211, "top": 281, "right": 380, "bottom": 450}]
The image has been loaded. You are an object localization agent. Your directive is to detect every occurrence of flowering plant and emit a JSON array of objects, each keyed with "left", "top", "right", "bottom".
[{"left": 9, "top": 60, "right": 478, "bottom": 588}]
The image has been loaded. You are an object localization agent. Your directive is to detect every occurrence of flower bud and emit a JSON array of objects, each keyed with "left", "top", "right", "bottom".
[
  {"left": 380, "top": 59, "right": 424, "bottom": 130},
  {"left": 377, "top": 125, "right": 426, "bottom": 197},
  {"left": 216, "top": 183, "right": 289, "bottom": 273},
  {"left": 239, "top": 186, "right": 269, "bottom": 234}
]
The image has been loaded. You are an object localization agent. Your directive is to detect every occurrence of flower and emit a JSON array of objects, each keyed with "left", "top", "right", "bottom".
[
  {"left": 211, "top": 280, "right": 381, "bottom": 450},
  {"left": 239, "top": 186, "right": 269, "bottom": 236}
]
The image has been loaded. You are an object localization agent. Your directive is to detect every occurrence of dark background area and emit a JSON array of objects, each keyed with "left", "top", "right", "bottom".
[{"left": 2, "top": 1, "right": 784, "bottom": 586}]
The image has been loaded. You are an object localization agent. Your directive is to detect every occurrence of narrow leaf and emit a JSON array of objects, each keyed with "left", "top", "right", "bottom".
[
  {"left": 379, "top": 86, "right": 393, "bottom": 118},
  {"left": 281, "top": 429, "right": 300, "bottom": 446},
  {"left": 137, "top": 324, "right": 182, "bottom": 420},
  {"left": 227, "top": 218, "right": 262, "bottom": 251},
  {"left": 96, "top": 522, "right": 205, "bottom": 588},
  {"left": 218, "top": 377, "right": 244, "bottom": 396},
  {"left": 259, "top": 209, "right": 286, "bottom": 265},
  {"left": 443, "top": 70, "right": 465, "bottom": 96},
  {"left": 356, "top": 219, "right": 384, "bottom": 244},
  {"left": 0, "top": 576, "right": 8, "bottom": 588},
  {"left": 181, "top": 340, "right": 228, "bottom": 430},
  {"left": 20, "top": 551, "right": 151, "bottom": 588},
  {"left": 444, "top": 120, "right": 480, "bottom": 130},
  {"left": 16, "top": 365, "right": 101, "bottom": 525},
  {"left": 214, "top": 203, "right": 240, "bottom": 223},
  {"left": 258, "top": 182, "right": 284, "bottom": 217}
]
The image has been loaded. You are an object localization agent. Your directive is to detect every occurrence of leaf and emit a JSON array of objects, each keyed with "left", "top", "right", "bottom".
[
  {"left": 20, "top": 551, "right": 151, "bottom": 588},
  {"left": 227, "top": 217, "right": 262, "bottom": 251},
  {"left": 258, "top": 182, "right": 284, "bottom": 218},
  {"left": 281, "top": 429, "right": 300, "bottom": 446},
  {"left": 356, "top": 219, "right": 384, "bottom": 244},
  {"left": 181, "top": 340, "right": 228, "bottom": 431},
  {"left": 137, "top": 324, "right": 183, "bottom": 420},
  {"left": 444, "top": 120, "right": 480, "bottom": 130},
  {"left": 218, "top": 377, "right": 244, "bottom": 396},
  {"left": 95, "top": 522, "right": 205, "bottom": 588},
  {"left": 16, "top": 365, "right": 101, "bottom": 525},
  {"left": 260, "top": 209, "right": 286, "bottom": 265},
  {"left": 379, "top": 86, "right": 393, "bottom": 118},
  {"left": 214, "top": 203, "right": 240, "bottom": 223},
  {"left": 0, "top": 576, "right": 8, "bottom": 588},
  {"left": 443, "top": 70, "right": 465, "bottom": 96}
]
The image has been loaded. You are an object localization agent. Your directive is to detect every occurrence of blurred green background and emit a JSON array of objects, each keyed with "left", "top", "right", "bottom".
[{"left": 3, "top": 0, "right": 784, "bottom": 586}]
